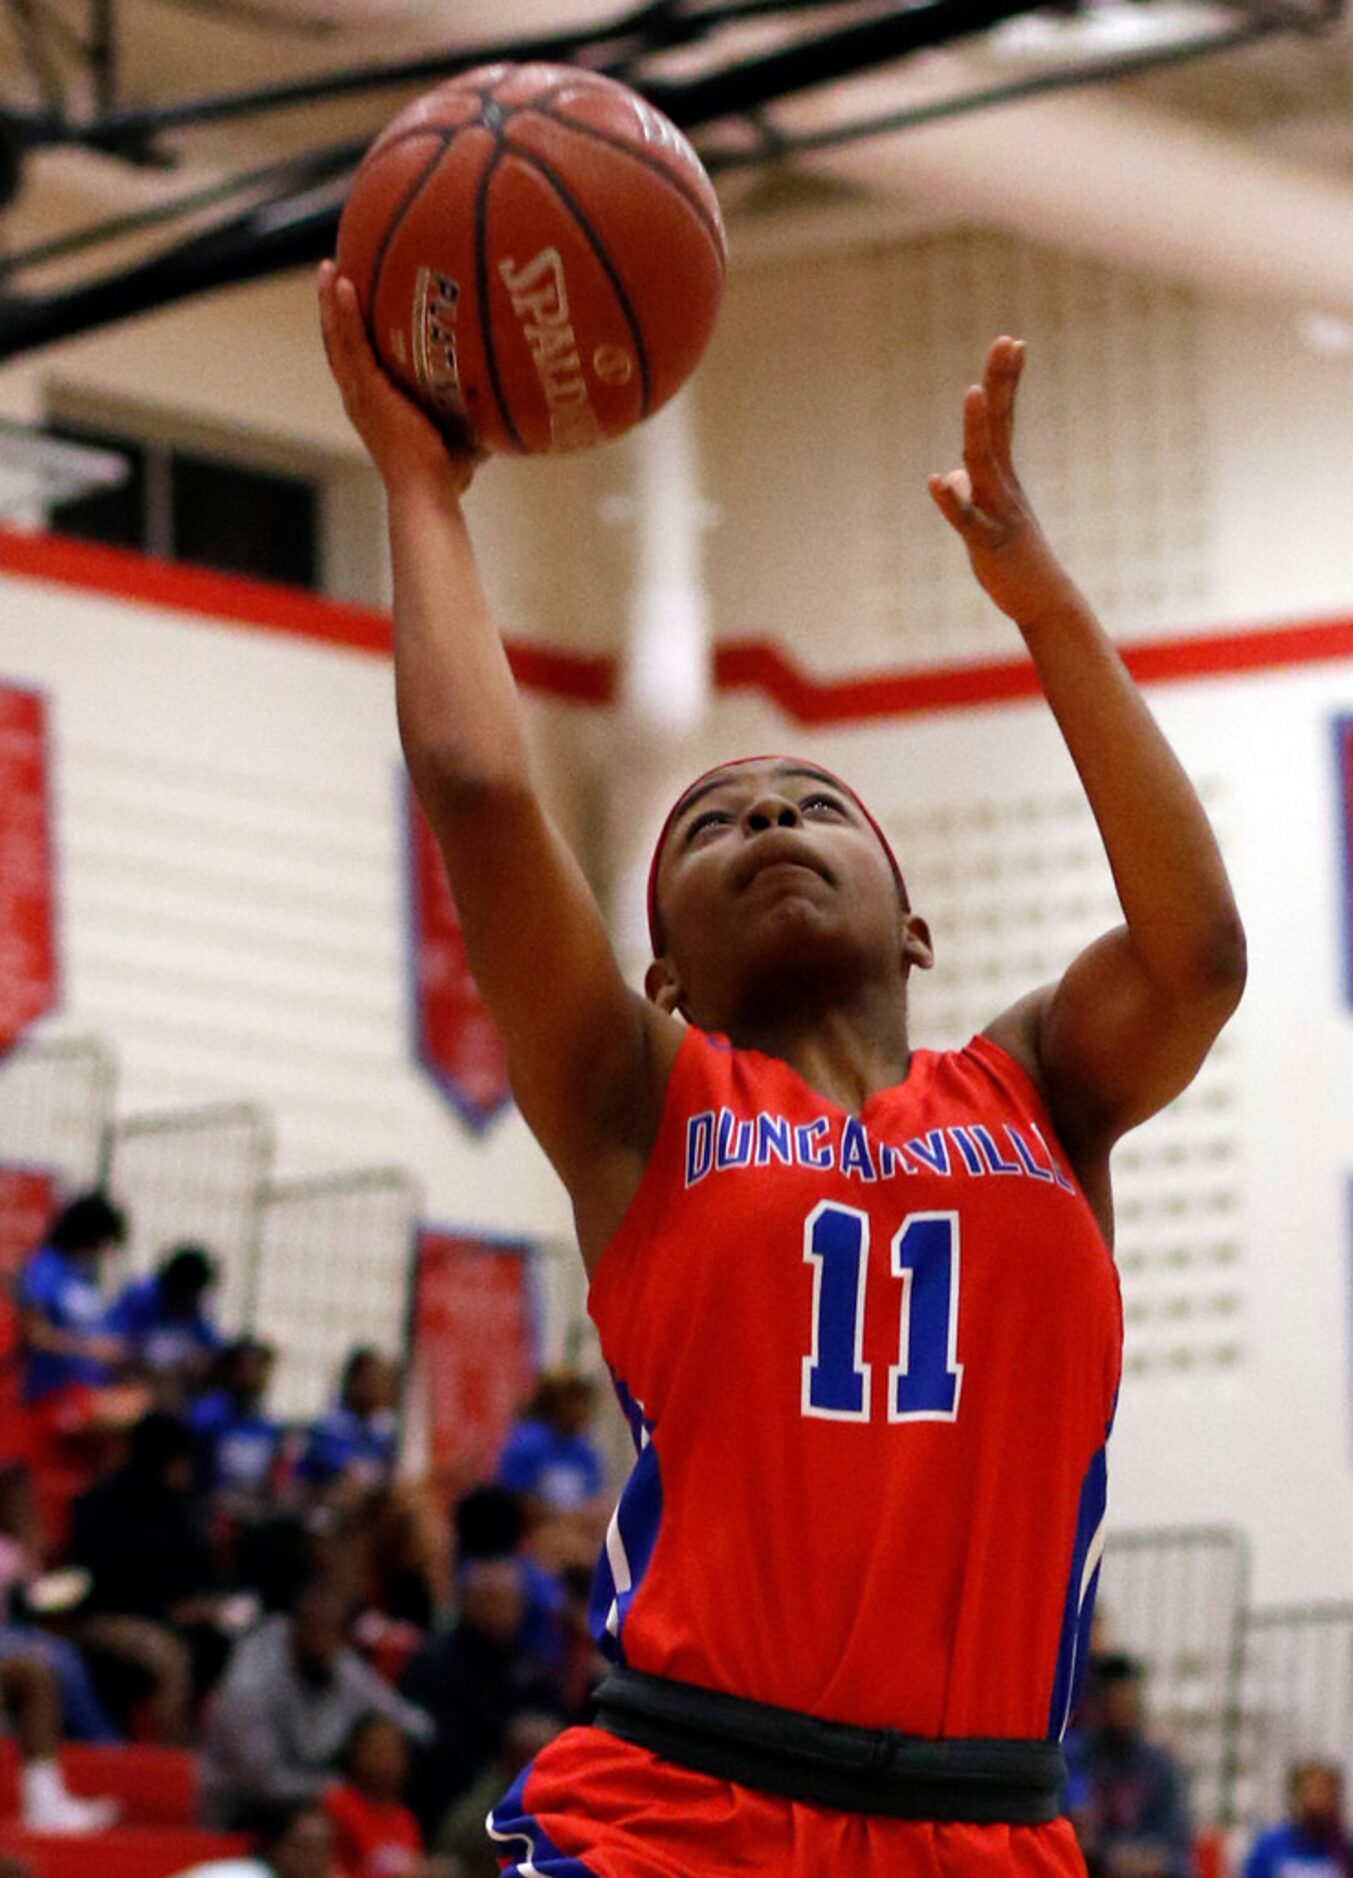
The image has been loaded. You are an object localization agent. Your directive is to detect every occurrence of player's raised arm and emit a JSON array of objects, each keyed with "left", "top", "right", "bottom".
[
  {"left": 928, "top": 337, "right": 1246, "bottom": 1175},
  {"left": 319, "top": 264, "right": 680, "bottom": 1258}
]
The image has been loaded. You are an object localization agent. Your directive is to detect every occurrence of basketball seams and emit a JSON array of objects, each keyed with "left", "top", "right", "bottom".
[
  {"left": 367, "top": 124, "right": 460, "bottom": 163},
  {"left": 534, "top": 110, "right": 725, "bottom": 259},
  {"left": 346, "top": 64, "right": 723, "bottom": 454},
  {"left": 489, "top": 71, "right": 575, "bottom": 114},
  {"left": 364, "top": 136, "right": 459, "bottom": 341},
  {"left": 474, "top": 146, "right": 526, "bottom": 452},
  {"left": 501, "top": 140, "right": 653, "bottom": 418},
  {"left": 486, "top": 72, "right": 722, "bottom": 260}
]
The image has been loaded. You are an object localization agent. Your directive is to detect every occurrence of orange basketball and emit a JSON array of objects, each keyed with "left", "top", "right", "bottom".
[{"left": 335, "top": 62, "right": 727, "bottom": 455}]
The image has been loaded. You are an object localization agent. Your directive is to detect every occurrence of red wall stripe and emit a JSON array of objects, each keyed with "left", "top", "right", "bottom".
[
  {"left": 0, "top": 525, "right": 396, "bottom": 657},
  {"left": 4, "top": 525, "right": 1353, "bottom": 723}
]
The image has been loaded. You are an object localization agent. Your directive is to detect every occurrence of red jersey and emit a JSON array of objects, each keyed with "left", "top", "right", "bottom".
[
  {"left": 587, "top": 1026, "right": 1121, "bottom": 1742},
  {"left": 323, "top": 1783, "right": 423, "bottom": 1877}
]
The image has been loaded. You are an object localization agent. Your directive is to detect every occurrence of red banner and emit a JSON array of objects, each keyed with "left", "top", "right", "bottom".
[
  {"left": 414, "top": 1228, "right": 536, "bottom": 1492},
  {"left": 0, "top": 685, "right": 57, "bottom": 1054},
  {"left": 406, "top": 790, "right": 511, "bottom": 1133}
]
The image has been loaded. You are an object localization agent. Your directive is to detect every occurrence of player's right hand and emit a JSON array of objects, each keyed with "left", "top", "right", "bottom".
[{"left": 318, "top": 259, "right": 484, "bottom": 498}]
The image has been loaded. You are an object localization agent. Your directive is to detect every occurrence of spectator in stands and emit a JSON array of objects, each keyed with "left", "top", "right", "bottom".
[
  {"left": 496, "top": 1369, "right": 604, "bottom": 1519},
  {"left": 199, "top": 1577, "right": 432, "bottom": 1830},
  {"left": 69, "top": 1409, "right": 235, "bottom": 1742},
  {"left": 435, "top": 1708, "right": 565, "bottom": 1878},
  {"left": 0, "top": 1460, "right": 117, "bottom": 1743},
  {"left": 452, "top": 1485, "right": 565, "bottom": 1673},
  {"left": 107, "top": 1244, "right": 223, "bottom": 1404},
  {"left": 191, "top": 1337, "right": 287, "bottom": 1514},
  {"left": 16, "top": 1190, "right": 129, "bottom": 1409},
  {"left": 555, "top": 1558, "right": 606, "bottom": 1719},
  {"left": 1244, "top": 1761, "right": 1353, "bottom": 1878},
  {"left": 14, "top": 1191, "right": 151, "bottom": 1551},
  {"left": 323, "top": 1713, "right": 456, "bottom": 1878},
  {"left": 1079, "top": 1652, "right": 1193, "bottom": 1878},
  {"left": 298, "top": 1350, "right": 400, "bottom": 1508},
  {"left": 362, "top": 1482, "right": 450, "bottom": 1635},
  {"left": 494, "top": 1368, "right": 607, "bottom": 1569},
  {"left": 399, "top": 1555, "right": 565, "bottom": 1838},
  {"left": 170, "top": 1797, "right": 340, "bottom": 1878},
  {"left": 0, "top": 1622, "right": 117, "bottom": 1831}
]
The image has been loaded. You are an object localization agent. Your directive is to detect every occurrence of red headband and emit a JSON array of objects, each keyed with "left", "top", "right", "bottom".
[{"left": 645, "top": 755, "right": 907, "bottom": 955}]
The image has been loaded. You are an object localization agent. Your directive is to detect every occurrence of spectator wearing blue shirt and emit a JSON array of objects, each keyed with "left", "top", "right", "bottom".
[
  {"left": 108, "top": 1244, "right": 223, "bottom": 1404},
  {"left": 1080, "top": 1652, "right": 1194, "bottom": 1878},
  {"left": 190, "top": 1338, "right": 285, "bottom": 1508},
  {"left": 1245, "top": 1762, "right": 1353, "bottom": 1878},
  {"left": 496, "top": 1368, "right": 605, "bottom": 1515},
  {"left": 17, "top": 1192, "right": 127, "bottom": 1407},
  {"left": 298, "top": 1349, "right": 400, "bottom": 1504}
]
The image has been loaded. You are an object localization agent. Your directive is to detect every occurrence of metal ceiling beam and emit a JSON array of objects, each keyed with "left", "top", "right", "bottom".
[
  {"left": 3, "top": 0, "right": 1050, "bottom": 154},
  {"left": 8, "top": 0, "right": 729, "bottom": 156},
  {"left": 699, "top": 7, "right": 1327, "bottom": 168},
  {"left": 0, "top": 182, "right": 343, "bottom": 357},
  {"left": 639, "top": 0, "right": 1056, "bottom": 121},
  {"left": 0, "top": 0, "right": 1341, "bottom": 361}
]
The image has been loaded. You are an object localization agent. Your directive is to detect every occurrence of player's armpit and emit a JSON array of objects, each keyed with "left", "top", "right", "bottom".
[
  {"left": 986, "top": 921, "right": 1245, "bottom": 1158},
  {"left": 417, "top": 773, "right": 683, "bottom": 1251}
]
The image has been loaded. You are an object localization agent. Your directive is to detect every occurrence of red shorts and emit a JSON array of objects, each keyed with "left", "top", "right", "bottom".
[{"left": 488, "top": 1726, "right": 1087, "bottom": 1877}]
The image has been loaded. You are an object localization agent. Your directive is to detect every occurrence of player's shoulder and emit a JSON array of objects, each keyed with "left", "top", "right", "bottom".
[
  {"left": 977, "top": 988, "right": 1053, "bottom": 1101},
  {"left": 643, "top": 1021, "right": 745, "bottom": 1113},
  {"left": 980, "top": 988, "right": 1114, "bottom": 1230}
]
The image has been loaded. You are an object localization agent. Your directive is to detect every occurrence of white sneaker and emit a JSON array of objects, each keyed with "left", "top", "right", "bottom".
[{"left": 21, "top": 1761, "right": 120, "bottom": 1834}]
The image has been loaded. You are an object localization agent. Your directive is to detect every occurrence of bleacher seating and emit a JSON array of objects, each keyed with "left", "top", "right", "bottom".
[
  {"left": 0, "top": 1822, "right": 249, "bottom": 1877},
  {"left": 0, "top": 1741, "right": 244, "bottom": 1877},
  {"left": 0, "top": 1742, "right": 199, "bottom": 1826}
]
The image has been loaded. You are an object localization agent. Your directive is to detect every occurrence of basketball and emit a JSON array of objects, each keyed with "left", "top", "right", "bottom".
[{"left": 335, "top": 62, "right": 727, "bottom": 455}]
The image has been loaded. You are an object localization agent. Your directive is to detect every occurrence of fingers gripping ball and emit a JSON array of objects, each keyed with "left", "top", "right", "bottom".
[{"left": 335, "top": 63, "right": 727, "bottom": 455}]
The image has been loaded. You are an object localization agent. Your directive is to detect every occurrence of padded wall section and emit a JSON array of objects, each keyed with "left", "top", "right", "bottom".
[{"left": 701, "top": 228, "right": 1212, "bottom": 673}]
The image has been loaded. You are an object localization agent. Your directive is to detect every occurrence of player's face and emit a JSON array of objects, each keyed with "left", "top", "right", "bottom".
[{"left": 649, "top": 762, "right": 927, "bottom": 1025}]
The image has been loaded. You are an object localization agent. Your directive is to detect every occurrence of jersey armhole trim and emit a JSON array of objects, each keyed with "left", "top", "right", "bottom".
[
  {"left": 585, "top": 1023, "right": 714, "bottom": 1317},
  {"left": 964, "top": 1032, "right": 1065, "bottom": 1150},
  {"left": 966, "top": 1032, "right": 1119, "bottom": 1270}
]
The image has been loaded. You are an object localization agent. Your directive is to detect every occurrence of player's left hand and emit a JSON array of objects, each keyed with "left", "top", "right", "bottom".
[{"left": 928, "top": 337, "right": 1083, "bottom": 633}]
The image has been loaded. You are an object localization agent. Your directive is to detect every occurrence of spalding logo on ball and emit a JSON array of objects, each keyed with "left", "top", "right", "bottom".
[{"left": 336, "top": 62, "right": 728, "bottom": 455}]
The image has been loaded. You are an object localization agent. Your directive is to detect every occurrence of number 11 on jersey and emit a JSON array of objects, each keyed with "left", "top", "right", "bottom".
[{"left": 801, "top": 1203, "right": 963, "bottom": 1424}]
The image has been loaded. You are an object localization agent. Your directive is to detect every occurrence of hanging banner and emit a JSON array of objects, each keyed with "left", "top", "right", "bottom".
[
  {"left": 0, "top": 685, "right": 57, "bottom": 1054},
  {"left": 1338, "top": 716, "right": 1353, "bottom": 1009},
  {"left": 1, "top": 1167, "right": 57, "bottom": 1463},
  {"left": 414, "top": 1228, "right": 537, "bottom": 1492},
  {"left": 405, "top": 787, "right": 511, "bottom": 1133}
]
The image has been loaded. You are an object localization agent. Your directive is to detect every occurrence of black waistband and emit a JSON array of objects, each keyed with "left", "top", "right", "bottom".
[{"left": 593, "top": 1667, "right": 1066, "bottom": 1824}]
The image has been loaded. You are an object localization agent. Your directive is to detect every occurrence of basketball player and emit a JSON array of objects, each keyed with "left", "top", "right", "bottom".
[{"left": 319, "top": 259, "right": 1245, "bottom": 1876}]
